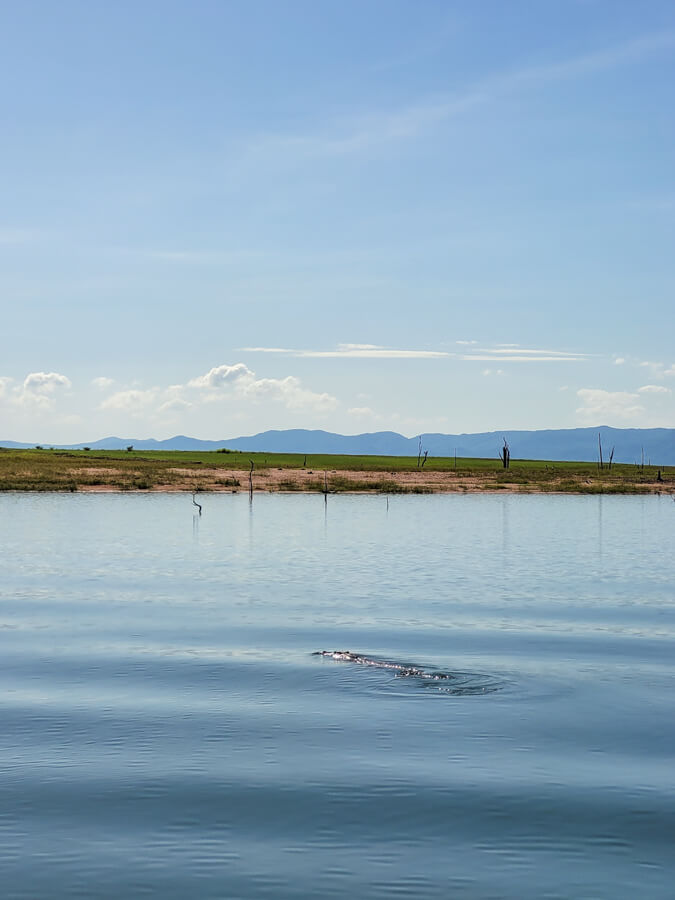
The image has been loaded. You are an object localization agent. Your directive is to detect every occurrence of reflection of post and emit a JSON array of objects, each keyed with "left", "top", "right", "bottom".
[
  {"left": 501, "top": 495, "right": 510, "bottom": 563},
  {"left": 192, "top": 492, "right": 202, "bottom": 516},
  {"left": 597, "top": 494, "right": 603, "bottom": 562}
]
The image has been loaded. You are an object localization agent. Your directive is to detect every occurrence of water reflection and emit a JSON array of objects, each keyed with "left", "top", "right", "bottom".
[
  {"left": 501, "top": 495, "right": 510, "bottom": 562},
  {"left": 1, "top": 493, "right": 674, "bottom": 900}
]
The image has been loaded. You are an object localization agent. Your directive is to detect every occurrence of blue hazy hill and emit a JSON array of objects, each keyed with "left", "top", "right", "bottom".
[{"left": 2, "top": 427, "right": 674, "bottom": 465}]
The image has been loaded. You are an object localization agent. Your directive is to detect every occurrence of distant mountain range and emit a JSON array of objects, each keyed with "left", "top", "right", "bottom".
[{"left": 2, "top": 426, "right": 674, "bottom": 465}]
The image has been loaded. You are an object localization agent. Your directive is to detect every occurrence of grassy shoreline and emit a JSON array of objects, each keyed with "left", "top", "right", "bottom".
[{"left": 0, "top": 448, "right": 672, "bottom": 495}]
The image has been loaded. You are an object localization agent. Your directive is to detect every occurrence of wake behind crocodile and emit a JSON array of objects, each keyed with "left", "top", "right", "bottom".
[{"left": 314, "top": 650, "right": 504, "bottom": 695}]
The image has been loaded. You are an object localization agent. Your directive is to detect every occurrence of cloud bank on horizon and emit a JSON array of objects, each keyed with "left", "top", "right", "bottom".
[
  {"left": 2, "top": 347, "right": 673, "bottom": 442},
  {"left": 1, "top": 1, "right": 673, "bottom": 442}
]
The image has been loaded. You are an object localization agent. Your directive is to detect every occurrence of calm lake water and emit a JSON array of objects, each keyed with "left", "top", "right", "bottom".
[{"left": 1, "top": 492, "right": 674, "bottom": 899}]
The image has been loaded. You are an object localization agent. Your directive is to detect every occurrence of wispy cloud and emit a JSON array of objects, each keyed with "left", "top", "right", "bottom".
[
  {"left": 464, "top": 348, "right": 587, "bottom": 363},
  {"left": 242, "top": 343, "right": 591, "bottom": 363},
  {"left": 638, "top": 384, "right": 671, "bottom": 394},
  {"left": 244, "top": 31, "right": 675, "bottom": 161},
  {"left": 240, "top": 344, "right": 449, "bottom": 359}
]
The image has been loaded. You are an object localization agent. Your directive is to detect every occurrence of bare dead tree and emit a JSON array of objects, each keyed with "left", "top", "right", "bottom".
[
  {"left": 248, "top": 459, "right": 254, "bottom": 499},
  {"left": 417, "top": 436, "right": 423, "bottom": 468},
  {"left": 499, "top": 438, "right": 510, "bottom": 469},
  {"left": 598, "top": 433, "right": 604, "bottom": 471},
  {"left": 608, "top": 447, "right": 615, "bottom": 471},
  {"left": 421, "top": 450, "right": 429, "bottom": 467}
]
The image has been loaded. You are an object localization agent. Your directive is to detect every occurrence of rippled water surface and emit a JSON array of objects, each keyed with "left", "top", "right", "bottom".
[{"left": 2, "top": 492, "right": 674, "bottom": 898}]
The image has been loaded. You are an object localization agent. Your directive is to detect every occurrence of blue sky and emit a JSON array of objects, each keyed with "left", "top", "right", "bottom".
[{"left": 1, "top": 0, "right": 674, "bottom": 441}]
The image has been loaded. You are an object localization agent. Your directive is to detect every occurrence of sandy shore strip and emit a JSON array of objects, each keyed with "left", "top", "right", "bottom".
[{"left": 71, "top": 465, "right": 671, "bottom": 495}]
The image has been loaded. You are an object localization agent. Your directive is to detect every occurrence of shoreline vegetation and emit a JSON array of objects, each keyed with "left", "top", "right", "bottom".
[{"left": 0, "top": 448, "right": 672, "bottom": 495}]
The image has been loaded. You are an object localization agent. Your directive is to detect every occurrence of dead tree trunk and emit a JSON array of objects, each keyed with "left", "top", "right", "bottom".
[
  {"left": 248, "top": 459, "right": 254, "bottom": 498},
  {"left": 598, "top": 433, "right": 604, "bottom": 471},
  {"left": 499, "top": 438, "right": 510, "bottom": 469}
]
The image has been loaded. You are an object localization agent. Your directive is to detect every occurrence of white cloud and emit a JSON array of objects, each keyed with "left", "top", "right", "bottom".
[
  {"left": 92, "top": 376, "right": 114, "bottom": 390},
  {"left": 347, "top": 406, "right": 375, "bottom": 417},
  {"left": 23, "top": 372, "right": 71, "bottom": 394},
  {"left": 638, "top": 384, "right": 671, "bottom": 394},
  {"left": 100, "top": 389, "right": 158, "bottom": 414},
  {"left": 12, "top": 371, "right": 72, "bottom": 410},
  {"left": 238, "top": 375, "right": 338, "bottom": 412},
  {"left": 158, "top": 397, "right": 192, "bottom": 414},
  {"left": 663, "top": 364, "right": 675, "bottom": 378},
  {"left": 187, "top": 363, "right": 338, "bottom": 413},
  {"left": 188, "top": 363, "right": 253, "bottom": 388},
  {"left": 576, "top": 388, "right": 644, "bottom": 423},
  {"left": 94, "top": 363, "right": 338, "bottom": 422},
  {"left": 614, "top": 357, "right": 625, "bottom": 365}
]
